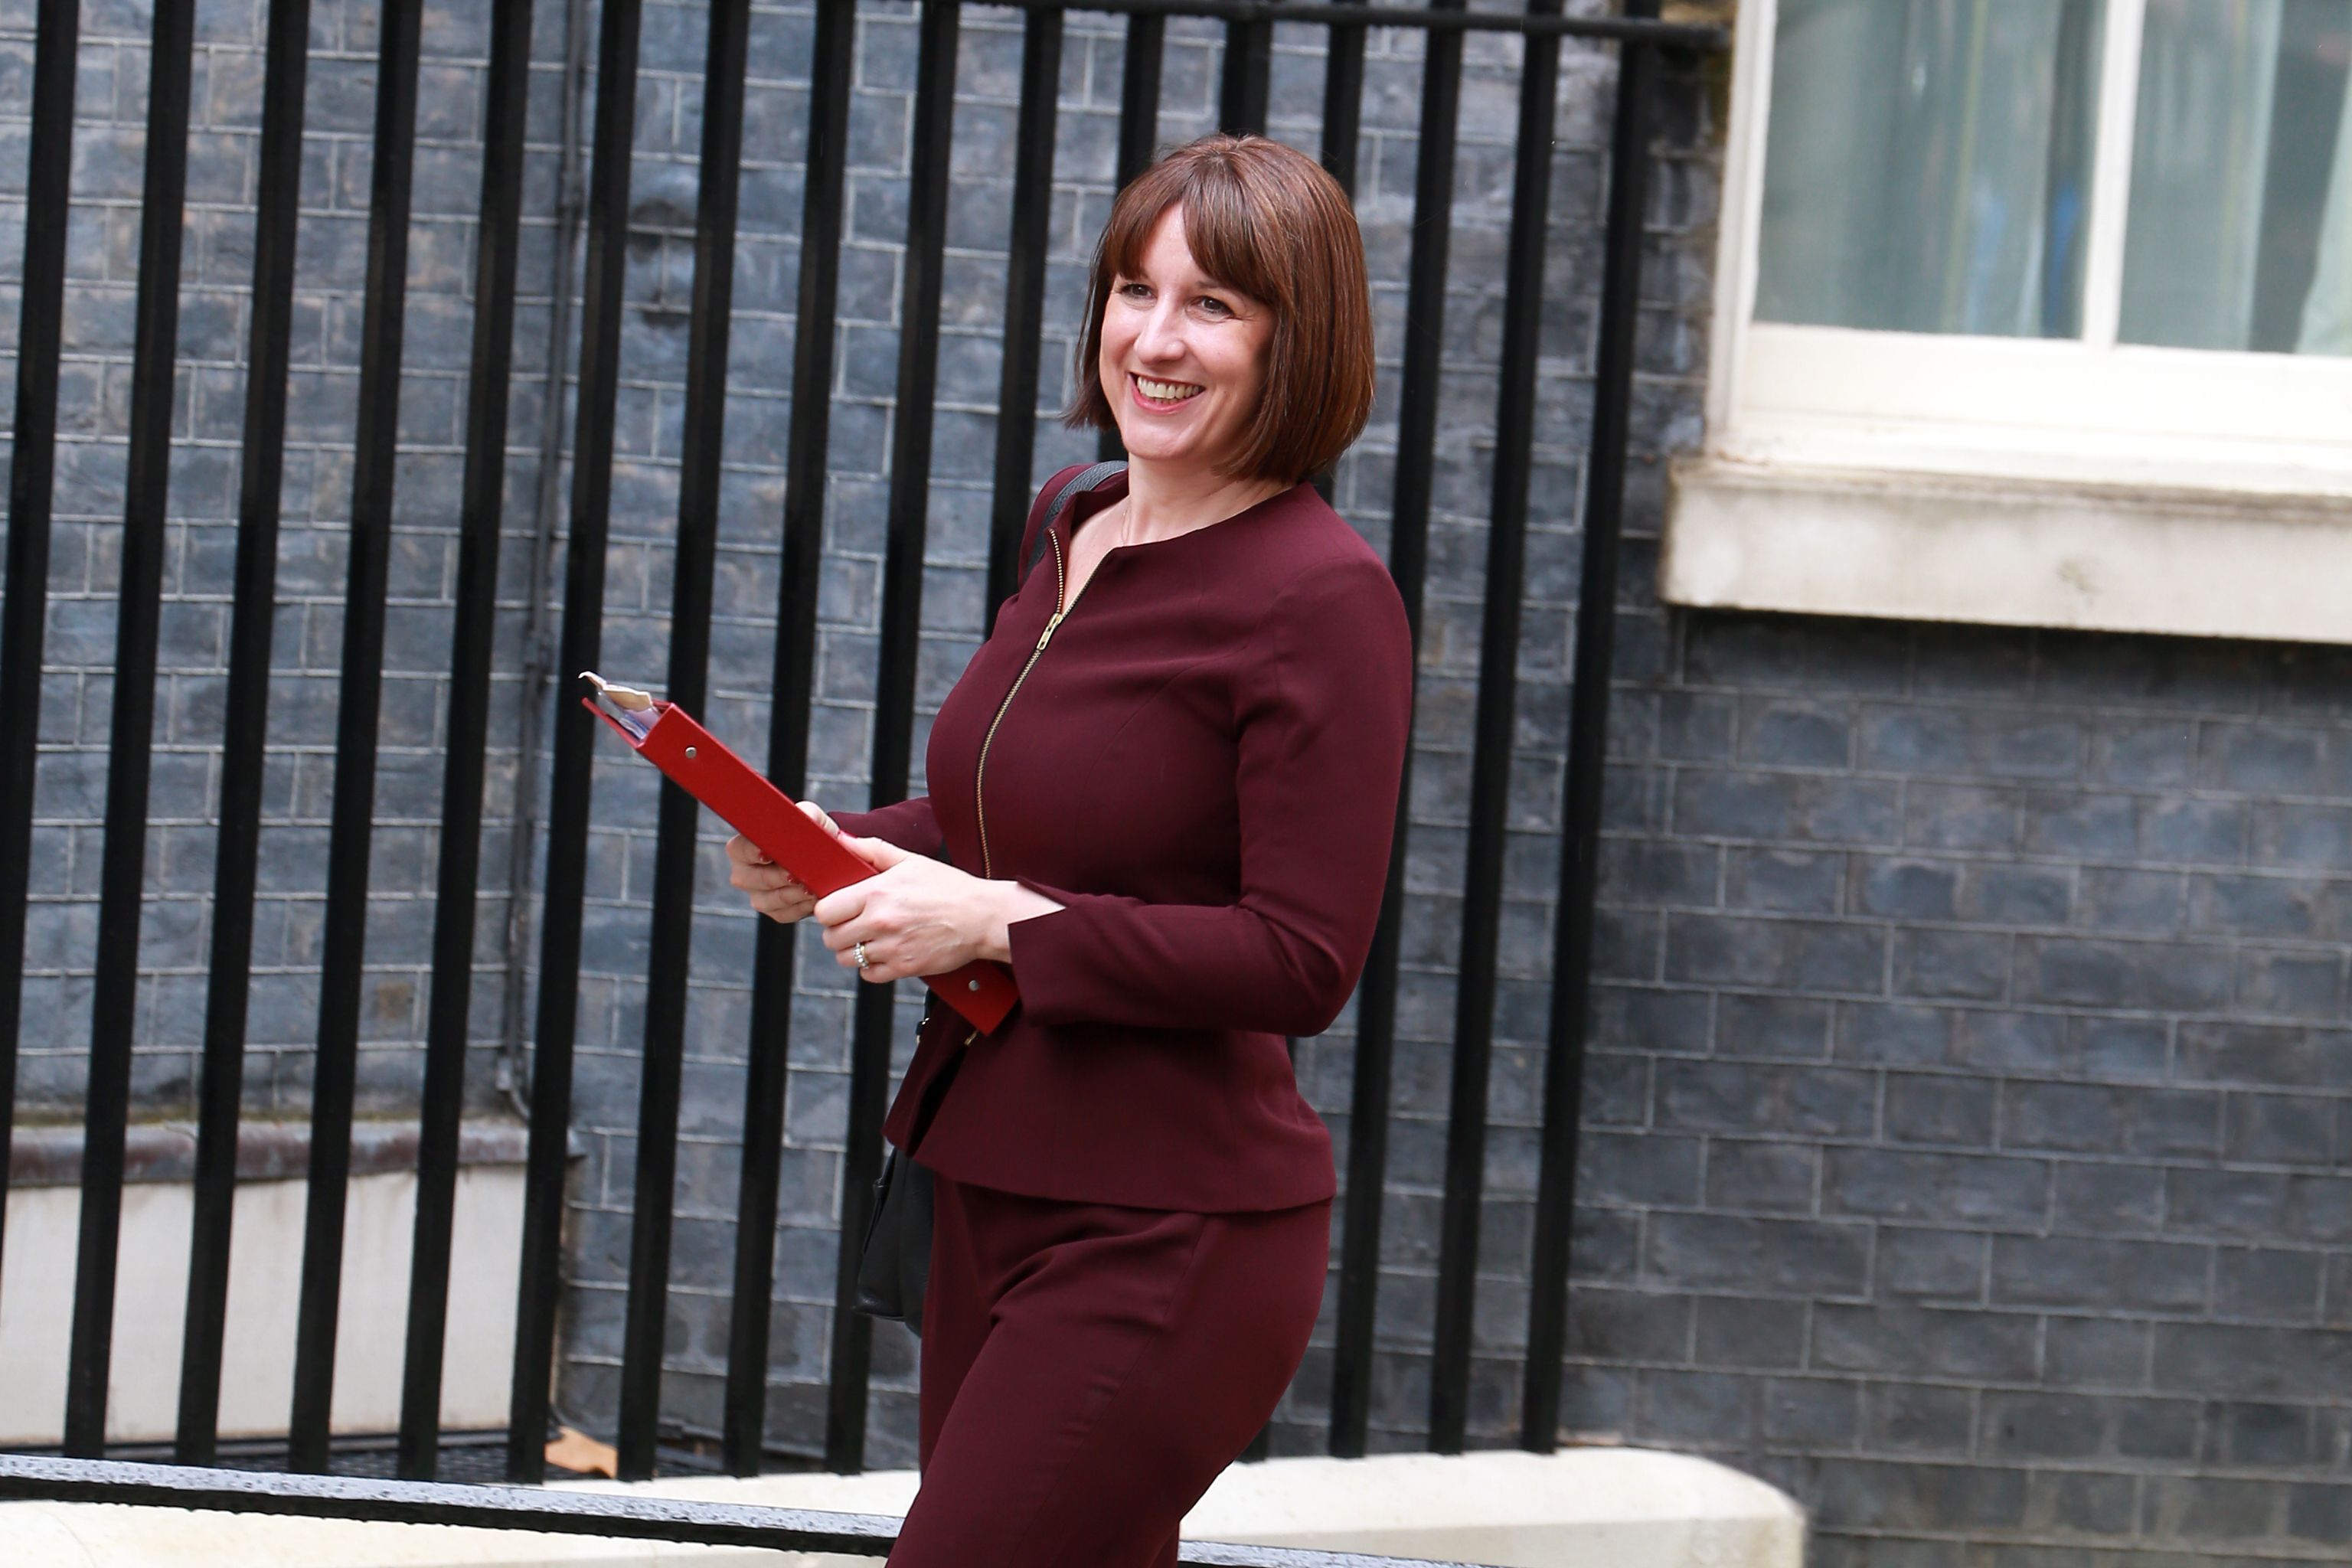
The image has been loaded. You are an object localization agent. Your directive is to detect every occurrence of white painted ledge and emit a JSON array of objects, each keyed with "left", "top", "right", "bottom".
[
  {"left": 1660, "top": 456, "right": 2352, "bottom": 645},
  {"left": 0, "top": 1448, "right": 1805, "bottom": 1567}
]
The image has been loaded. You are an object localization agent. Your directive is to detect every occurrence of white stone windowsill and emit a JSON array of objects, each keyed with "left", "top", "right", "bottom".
[
  {"left": 0, "top": 1448, "right": 1806, "bottom": 1568},
  {"left": 1659, "top": 456, "right": 2352, "bottom": 645}
]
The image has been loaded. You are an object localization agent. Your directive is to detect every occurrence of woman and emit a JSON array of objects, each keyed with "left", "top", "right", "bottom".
[{"left": 727, "top": 135, "right": 1410, "bottom": 1568}]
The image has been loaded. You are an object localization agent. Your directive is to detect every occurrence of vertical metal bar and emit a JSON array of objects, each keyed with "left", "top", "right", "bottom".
[
  {"left": 725, "top": 0, "right": 858, "bottom": 1481},
  {"left": 1430, "top": 0, "right": 1573, "bottom": 1456},
  {"left": 1522, "top": 10, "right": 1654, "bottom": 1454},
  {"left": 1116, "top": 14, "right": 1165, "bottom": 187},
  {"left": 0, "top": 0, "right": 80, "bottom": 1308},
  {"left": 394, "top": 0, "right": 537, "bottom": 1481},
  {"left": 1318, "top": 14, "right": 1364, "bottom": 197},
  {"left": 175, "top": 0, "right": 312, "bottom": 1466},
  {"left": 61, "top": 0, "right": 198, "bottom": 1459},
  {"left": 1331, "top": 0, "right": 1463, "bottom": 1463},
  {"left": 505, "top": 0, "right": 646, "bottom": 1484},
  {"left": 1099, "top": 13, "right": 1163, "bottom": 464},
  {"left": 1219, "top": 5, "right": 1273, "bottom": 135},
  {"left": 285, "top": 0, "right": 426, "bottom": 1472},
  {"left": 613, "top": 0, "right": 750, "bottom": 1486},
  {"left": 825, "top": 0, "right": 959, "bottom": 1476},
  {"left": 985, "top": 8, "right": 1065, "bottom": 628}
]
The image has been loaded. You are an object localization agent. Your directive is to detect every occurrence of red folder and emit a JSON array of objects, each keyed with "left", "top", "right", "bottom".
[{"left": 581, "top": 691, "right": 1019, "bottom": 1033}]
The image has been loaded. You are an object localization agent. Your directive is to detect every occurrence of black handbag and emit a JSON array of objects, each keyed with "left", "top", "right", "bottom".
[
  {"left": 854, "top": 1146, "right": 936, "bottom": 1333},
  {"left": 850, "top": 462, "right": 1122, "bottom": 1338}
]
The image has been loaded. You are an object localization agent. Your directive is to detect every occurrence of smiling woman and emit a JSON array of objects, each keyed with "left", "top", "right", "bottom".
[{"left": 724, "top": 136, "right": 1407, "bottom": 1568}]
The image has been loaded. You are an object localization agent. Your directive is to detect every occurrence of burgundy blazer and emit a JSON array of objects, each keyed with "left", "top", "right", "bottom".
[{"left": 831, "top": 467, "right": 1413, "bottom": 1211}]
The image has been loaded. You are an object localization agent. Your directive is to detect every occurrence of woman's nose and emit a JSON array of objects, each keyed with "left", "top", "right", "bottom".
[{"left": 1132, "top": 302, "right": 1186, "bottom": 362}]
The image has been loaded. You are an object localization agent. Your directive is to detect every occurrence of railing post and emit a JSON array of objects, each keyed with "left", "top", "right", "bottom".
[
  {"left": 826, "top": 0, "right": 962, "bottom": 1476},
  {"left": 176, "top": 0, "right": 314, "bottom": 1466},
  {"left": 400, "top": 0, "right": 540, "bottom": 1481},
  {"left": 726, "top": 0, "right": 861, "bottom": 1480},
  {"left": 0, "top": 0, "right": 82, "bottom": 1324},
  {"left": 1521, "top": 2, "right": 1661, "bottom": 1452},
  {"left": 64, "top": 0, "right": 199, "bottom": 1459},
  {"left": 506, "top": 0, "right": 648, "bottom": 1483}
]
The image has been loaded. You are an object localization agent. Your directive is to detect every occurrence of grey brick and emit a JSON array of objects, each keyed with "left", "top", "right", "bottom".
[
  {"left": 1824, "top": 1148, "right": 2047, "bottom": 1227},
  {"left": 2151, "top": 1321, "right": 2352, "bottom": 1400},
  {"left": 2052, "top": 1162, "right": 2164, "bottom": 1233},
  {"left": 1656, "top": 1060, "right": 1876, "bottom": 1138},
  {"left": 2213, "top": 1248, "right": 2323, "bottom": 1324},
  {"left": 1664, "top": 913, "right": 1885, "bottom": 994},
  {"left": 2015, "top": 936, "right": 2233, "bottom": 1012},
  {"left": 1694, "top": 1295, "right": 1807, "bottom": 1369},
  {"left": 1855, "top": 859, "right": 1959, "bottom": 921},
  {"left": 2044, "top": 1315, "right": 2150, "bottom": 1389},
  {"left": 1724, "top": 846, "right": 1843, "bottom": 913},
  {"left": 1713, "top": 992, "right": 1831, "bottom": 1058},
  {"left": 2225, "top": 1093, "right": 2337, "bottom": 1165},
  {"left": 1704, "top": 1139, "right": 1819, "bottom": 1215},
  {"left": 1672, "top": 769, "right": 1900, "bottom": 846},
  {"left": 1812, "top": 1303, "right": 2038, "bottom": 1381},
  {"left": 1989, "top": 1236, "right": 2211, "bottom": 1314},
  {"left": 1884, "top": 1073, "right": 1995, "bottom": 1147},
  {"left": 1981, "top": 1391, "right": 2104, "bottom": 1460},
  {"left": 2140, "top": 1475, "right": 2283, "bottom": 1543},
  {"left": 1903, "top": 782, "right": 2018, "bottom": 851},
  {"left": 1863, "top": 1382, "right": 1973, "bottom": 1455},
  {"left": 1646, "top": 1213, "right": 1870, "bottom": 1296},
  {"left": 2077, "top": 868, "right": 2186, "bottom": 934},
  {"left": 1741, "top": 698, "right": 1852, "bottom": 767},
  {"left": 1566, "top": 1286, "right": 1691, "bottom": 1363},
  {"left": 1642, "top": 1368, "right": 1759, "bottom": 1446},
  {"left": 2254, "top": 804, "right": 2352, "bottom": 871},
  {"left": 1763, "top": 1376, "right": 1860, "bottom": 1445},
  {"left": 2179, "top": 1021, "right": 2352, "bottom": 1089},
  {"left": 1876, "top": 1227, "right": 1988, "bottom": 1302},
  {"left": 2287, "top": 1484, "right": 2352, "bottom": 1546},
  {"left": 1893, "top": 927, "right": 2011, "bottom": 1001},
  {"left": 2167, "top": 1169, "right": 2352, "bottom": 1244}
]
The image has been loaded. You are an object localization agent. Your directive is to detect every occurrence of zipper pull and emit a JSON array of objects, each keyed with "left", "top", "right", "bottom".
[{"left": 1036, "top": 610, "right": 1064, "bottom": 651}]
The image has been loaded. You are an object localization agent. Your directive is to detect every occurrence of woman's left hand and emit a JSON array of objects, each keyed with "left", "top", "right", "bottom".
[{"left": 812, "top": 837, "right": 995, "bottom": 983}]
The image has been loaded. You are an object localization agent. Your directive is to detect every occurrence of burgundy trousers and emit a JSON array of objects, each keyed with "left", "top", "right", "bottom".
[{"left": 886, "top": 1173, "right": 1330, "bottom": 1568}]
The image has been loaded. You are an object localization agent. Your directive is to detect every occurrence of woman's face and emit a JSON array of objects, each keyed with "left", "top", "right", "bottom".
[{"left": 1098, "top": 204, "right": 1274, "bottom": 475}]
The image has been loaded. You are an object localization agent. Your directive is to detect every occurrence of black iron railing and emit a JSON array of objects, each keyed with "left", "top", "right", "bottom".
[{"left": 0, "top": 0, "right": 1724, "bottom": 1513}]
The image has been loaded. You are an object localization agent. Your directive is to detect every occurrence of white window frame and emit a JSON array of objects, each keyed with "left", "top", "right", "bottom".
[{"left": 1666, "top": 0, "right": 2352, "bottom": 643}]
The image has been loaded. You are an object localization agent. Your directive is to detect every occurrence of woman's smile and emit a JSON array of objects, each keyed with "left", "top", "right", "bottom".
[{"left": 1129, "top": 372, "right": 1205, "bottom": 410}]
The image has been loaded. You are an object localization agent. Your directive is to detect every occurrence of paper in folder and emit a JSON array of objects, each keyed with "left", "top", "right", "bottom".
[{"left": 580, "top": 672, "right": 1018, "bottom": 1033}]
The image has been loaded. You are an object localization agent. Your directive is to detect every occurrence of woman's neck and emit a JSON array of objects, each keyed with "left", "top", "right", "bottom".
[{"left": 1118, "top": 457, "right": 1289, "bottom": 545}]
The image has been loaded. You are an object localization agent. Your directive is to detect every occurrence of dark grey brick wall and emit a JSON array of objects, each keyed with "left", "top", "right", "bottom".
[{"left": 14, "top": 2, "right": 2352, "bottom": 1562}]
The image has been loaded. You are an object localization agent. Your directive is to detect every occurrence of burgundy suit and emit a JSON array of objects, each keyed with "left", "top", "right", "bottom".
[{"left": 831, "top": 466, "right": 1412, "bottom": 1567}]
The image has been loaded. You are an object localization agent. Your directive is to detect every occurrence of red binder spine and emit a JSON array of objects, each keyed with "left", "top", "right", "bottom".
[{"left": 583, "top": 697, "right": 1019, "bottom": 1033}]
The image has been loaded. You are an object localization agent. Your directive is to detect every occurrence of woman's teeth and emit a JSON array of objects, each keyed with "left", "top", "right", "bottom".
[{"left": 1135, "top": 375, "right": 1203, "bottom": 402}]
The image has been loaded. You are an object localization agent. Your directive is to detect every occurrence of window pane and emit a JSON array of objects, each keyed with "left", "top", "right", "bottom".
[
  {"left": 1756, "top": 0, "right": 2104, "bottom": 338},
  {"left": 2118, "top": 0, "right": 2352, "bottom": 355}
]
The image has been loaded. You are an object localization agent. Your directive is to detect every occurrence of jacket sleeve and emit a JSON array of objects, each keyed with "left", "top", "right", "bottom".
[
  {"left": 1005, "top": 555, "right": 1413, "bottom": 1036},
  {"left": 828, "top": 796, "right": 943, "bottom": 856}
]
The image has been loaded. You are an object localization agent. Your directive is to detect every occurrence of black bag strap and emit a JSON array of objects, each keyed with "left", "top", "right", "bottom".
[{"left": 1022, "top": 459, "right": 1127, "bottom": 583}]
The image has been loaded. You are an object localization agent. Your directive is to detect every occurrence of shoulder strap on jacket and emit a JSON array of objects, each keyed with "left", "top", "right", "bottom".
[{"left": 1021, "top": 459, "right": 1128, "bottom": 582}]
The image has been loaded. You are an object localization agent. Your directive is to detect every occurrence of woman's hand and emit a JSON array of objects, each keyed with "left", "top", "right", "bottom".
[
  {"left": 725, "top": 800, "right": 844, "bottom": 924},
  {"left": 812, "top": 838, "right": 1063, "bottom": 982}
]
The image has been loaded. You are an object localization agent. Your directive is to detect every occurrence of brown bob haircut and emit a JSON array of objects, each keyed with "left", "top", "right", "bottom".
[{"left": 1065, "top": 135, "right": 1377, "bottom": 486}]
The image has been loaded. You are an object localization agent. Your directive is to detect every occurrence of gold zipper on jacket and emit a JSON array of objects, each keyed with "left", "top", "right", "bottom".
[{"left": 973, "top": 525, "right": 1068, "bottom": 878}]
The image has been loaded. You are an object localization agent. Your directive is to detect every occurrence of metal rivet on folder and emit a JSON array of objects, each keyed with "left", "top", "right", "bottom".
[
  {"left": 684, "top": 746, "right": 697, "bottom": 759},
  {"left": 968, "top": 979, "right": 980, "bottom": 991}
]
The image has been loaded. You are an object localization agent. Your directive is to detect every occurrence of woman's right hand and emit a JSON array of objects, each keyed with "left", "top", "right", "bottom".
[{"left": 726, "top": 800, "right": 844, "bottom": 923}]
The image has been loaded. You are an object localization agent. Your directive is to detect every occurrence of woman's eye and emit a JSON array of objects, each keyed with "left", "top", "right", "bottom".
[
  {"left": 1194, "top": 296, "right": 1231, "bottom": 317},
  {"left": 1118, "top": 282, "right": 1151, "bottom": 300}
]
